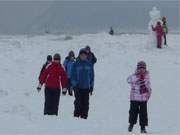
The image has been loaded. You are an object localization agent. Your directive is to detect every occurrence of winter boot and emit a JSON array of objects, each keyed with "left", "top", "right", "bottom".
[
  {"left": 141, "top": 126, "right": 147, "bottom": 134},
  {"left": 81, "top": 116, "right": 87, "bottom": 119},
  {"left": 128, "top": 124, "right": 133, "bottom": 132},
  {"left": 68, "top": 90, "right": 73, "bottom": 96},
  {"left": 74, "top": 113, "right": 80, "bottom": 118}
]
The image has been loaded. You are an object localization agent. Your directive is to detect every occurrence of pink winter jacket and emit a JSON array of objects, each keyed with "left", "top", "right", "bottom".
[
  {"left": 152, "top": 24, "right": 164, "bottom": 37},
  {"left": 127, "top": 71, "right": 152, "bottom": 101}
]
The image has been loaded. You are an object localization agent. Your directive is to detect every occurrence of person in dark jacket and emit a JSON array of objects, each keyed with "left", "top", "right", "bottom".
[
  {"left": 162, "top": 16, "right": 168, "bottom": 45},
  {"left": 109, "top": 27, "right": 114, "bottom": 35},
  {"left": 85, "top": 46, "right": 97, "bottom": 66},
  {"left": 37, "top": 53, "right": 68, "bottom": 116},
  {"left": 71, "top": 49, "right": 94, "bottom": 119},
  {"left": 63, "top": 51, "right": 76, "bottom": 96},
  {"left": 38, "top": 55, "right": 52, "bottom": 80}
]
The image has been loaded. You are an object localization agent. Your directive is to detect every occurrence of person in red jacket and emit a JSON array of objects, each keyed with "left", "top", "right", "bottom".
[
  {"left": 152, "top": 21, "right": 164, "bottom": 49},
  {"left": 37, "top": 53, "right": 68, "bottom": 116}
]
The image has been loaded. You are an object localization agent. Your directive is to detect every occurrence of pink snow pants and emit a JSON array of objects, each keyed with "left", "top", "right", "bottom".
[{"left": 157, "top": 35, "right": 162, "bottom": 48}]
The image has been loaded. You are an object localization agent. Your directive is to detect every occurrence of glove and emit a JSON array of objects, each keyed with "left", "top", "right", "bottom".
[
  {"left": 62, "top": 88, "right": 67, "bottom": 95},
  {"left": 89, "top": 87, "right": 93, "bottom": 96},
  {"left": 89, "top": 91, "right": 93, "bottom": 96},
  {"left": 90, "top": 86, "right": 94, "bottom": 91},
  {"left": 37, "top": 83, "right": 42, "bottom": 92},
  {"left": 68, "top": 90, "right": 73, "bottom": 96}
]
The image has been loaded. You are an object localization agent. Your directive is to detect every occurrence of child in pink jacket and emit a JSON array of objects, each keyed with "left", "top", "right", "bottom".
[
  {"left": 127, "top": 61, "right": 152, "bottom": 133},
  {"left": 152, "top": 21, "right": 164, "bottom": 48}
]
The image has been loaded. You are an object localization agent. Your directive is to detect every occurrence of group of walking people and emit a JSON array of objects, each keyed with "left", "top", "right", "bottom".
[
  {"left": 37, "top": 45, "right": 153, "bottom": 133},
  {"left": 37, "top": 46, "right": 97, "bottom": 119}
]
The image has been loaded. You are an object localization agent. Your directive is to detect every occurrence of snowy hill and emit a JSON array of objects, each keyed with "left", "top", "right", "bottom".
[{"left": 0, "top": 33, "right": 179, "bottom": 134}]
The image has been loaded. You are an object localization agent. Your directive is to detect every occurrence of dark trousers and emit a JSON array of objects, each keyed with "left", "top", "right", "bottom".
[
  {"left": 129, "top": 101, "right": 148, "bottom": 127},
  {"left": 163, "top": 33, "right": 167, "bottom": 45},
  {"left": 44, "top": 87, "right": 60, "bottom": 116},
  {"left": 74, "top": 89, "right": 90, "bottom": 119}
]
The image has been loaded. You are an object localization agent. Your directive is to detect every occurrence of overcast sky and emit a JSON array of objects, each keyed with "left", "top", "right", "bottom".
[{"left": 0, "top": 1, "right": 179, "bottom": 34}]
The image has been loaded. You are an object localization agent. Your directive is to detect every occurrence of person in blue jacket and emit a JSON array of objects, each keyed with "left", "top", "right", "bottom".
[
  {"left": 71, "top": 48, "right": 94, "bottom": 119},
  {"left": 85, "top": 46, "right": 97, "bottom": 92},
  {"left": 63, "top": 51, "right": 76, "bottom": 96}
]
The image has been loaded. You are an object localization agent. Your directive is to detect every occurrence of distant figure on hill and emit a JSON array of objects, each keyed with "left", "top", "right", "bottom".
[
  {"left": 162, "top": 16, "right": 168, "bottom": 46},
  {"left": 109, "top": 27, "right": 114, "bottom": 35}
]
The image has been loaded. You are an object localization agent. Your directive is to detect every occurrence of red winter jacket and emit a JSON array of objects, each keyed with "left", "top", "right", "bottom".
[
  {"left": 39, "top": 62, "right": 68, "bottom": 89},
  {"left": 152, "top": 24, "right": 163, "bottom": 37}
]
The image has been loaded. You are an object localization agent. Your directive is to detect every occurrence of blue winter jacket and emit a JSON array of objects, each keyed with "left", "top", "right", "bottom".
[
  {"left": 71, "top": 59, "right": 94, "bottom": 90},
  {"left": 63, "top": 57, "right": 75, "bottom": 79}
]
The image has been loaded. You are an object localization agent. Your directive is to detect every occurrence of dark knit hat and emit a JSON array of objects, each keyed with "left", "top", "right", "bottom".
[
  {"left": 47, "top": 55, "right": 52, "bottom": 61},
  {"left": 137, "top": 61, "right": 146, "bottom": 69},
  {"left": 162, "top": 16, "right": 166, "bottom": 22},
  {"left": 157, "top": 21, "right": 161, "bottom": 25},
  {"left": 85, "top": 45, "right": 91, "bottom": 51},
  {"left": 53, "top": 53, "right": 61, "bottom": 60},
  {"left": 69, "top": 50, "right": 75, "bottom": 58},
  {"left": 79, "top": 48, "right": 87, "bottom": 55}
]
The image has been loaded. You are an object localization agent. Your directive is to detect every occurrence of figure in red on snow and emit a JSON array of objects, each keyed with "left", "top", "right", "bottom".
[
  {"left": 37, "top": 53, "right": 68, "bottom": 116},
  {"left": 152, "top": 21, "right": 164, "bottom": 49}
]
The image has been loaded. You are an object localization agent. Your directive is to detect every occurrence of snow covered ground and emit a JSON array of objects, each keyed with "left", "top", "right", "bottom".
[{"left": 0, "top": 33, "right": 179, "bottom": 135}]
